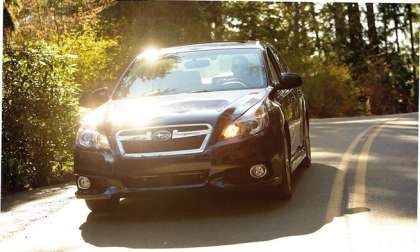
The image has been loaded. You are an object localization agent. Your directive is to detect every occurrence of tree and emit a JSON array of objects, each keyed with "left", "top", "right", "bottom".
[
  {"left": 206, "top": 1, "right": 225, "bottom": 40},
  {"left": 378, "top": 4, "right": 391, "bottom": 55},
  {"left": 346, "top": 3, "right": 366, "bottom": 72},
  {"left": 366, "top": 3, "right": 379, "bottom": 54},
  {"left": 390, "top": 4, "right": 402, "bottom": 53},
  {"left": 309, "top": 3, "right": 322, "bottom": 53},
  {"left": 406, "top": 4, "right": 419, "bottom": 106},
  {"left": 2, "top": 42, "right": 80, "bottom": 191},
  {"left": 330, "top": 3, "right": 348, "bottom": 62}
]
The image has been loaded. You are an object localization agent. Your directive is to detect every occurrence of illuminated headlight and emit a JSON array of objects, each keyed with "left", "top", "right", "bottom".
[
  {"left": 222, "top": 102, "right": 269, "bottom": 139},
  {"left": 76, "top": 127, "right": 110, "bottom": 150}
]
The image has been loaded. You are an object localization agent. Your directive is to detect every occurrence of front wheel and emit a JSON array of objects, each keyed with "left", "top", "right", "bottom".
[{"left": 85, "top": 198, "right": 119, "bottom": 212}]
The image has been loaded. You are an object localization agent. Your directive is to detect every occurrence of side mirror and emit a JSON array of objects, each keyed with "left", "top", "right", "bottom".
[
  {"left": 280, "top": 73, "right": 302, "bottom": 89},
  {"left": 79, "top": 87, "right": 110, "bottom": 109}
]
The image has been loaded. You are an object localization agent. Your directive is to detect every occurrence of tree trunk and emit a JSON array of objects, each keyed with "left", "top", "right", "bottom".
[
  {"left": 309, "top": 3, "right": 322, "bottom": 53},
  {"left": 347, "top": 3, "right": 364, "bottom": 52},
  {"left": 383, "top": 10, "right": 389, "bottom": 55},
  {"left": 407, "top": 5, "right": 416, "bottom": 63},
  {"left": 346, "top": 3, "right": 365, "bottom": 74},
  {"left": 247, "top": 3, "right": 259, "bottom": 40},
  {"left": 407, "top": 4, "right": 418, "bottom": 107},
  {"left": 392, "top": 4, "right": 400, "bottom": 53},
  {"left": 214, "top": 3, "right": 225, "bottom": 40},
  {"left": 207, "top": 1, "right": 224, "bottom": 40},
  {"left": 366, "top": 3, "right": 379, "bottom": 54},
  {"left": 331, "top": 3, "right": 347, "bottom": 61}
]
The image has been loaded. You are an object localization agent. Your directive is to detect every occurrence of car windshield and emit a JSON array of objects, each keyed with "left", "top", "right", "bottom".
[{"left": 113, "top": 48, "right": 267, "bottom": 99}]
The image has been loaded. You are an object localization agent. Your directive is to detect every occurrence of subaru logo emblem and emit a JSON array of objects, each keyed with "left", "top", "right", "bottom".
[{"left": 152, "top": 130, "right": 172, "bottom": 141}]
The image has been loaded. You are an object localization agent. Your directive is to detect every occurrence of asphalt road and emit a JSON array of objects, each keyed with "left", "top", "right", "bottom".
[{"left": 1, "top": 113, "right": 418, "bottom": 252}]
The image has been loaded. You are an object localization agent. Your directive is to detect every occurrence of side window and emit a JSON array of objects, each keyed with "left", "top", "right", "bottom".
[
  {"left": 270, "top": 47, "right": 288, "bottom": 73},
  {"left": 265, "top": 51, "right": 280, "bottom": 84},
  {"left": 267, "top": 48, "right": 282, "bottom": 78}
]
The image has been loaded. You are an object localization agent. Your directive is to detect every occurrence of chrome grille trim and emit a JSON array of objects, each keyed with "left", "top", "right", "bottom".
[
  {"left": 115, "top": 123, "right": 213, "bottom": 158},
  {"left": 172, "top": 129, "right": 211, "bottom": 139}
]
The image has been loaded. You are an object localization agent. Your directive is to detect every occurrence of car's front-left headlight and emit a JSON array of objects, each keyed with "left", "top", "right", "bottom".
[
  {"left": 221, "top": 101, "right": 269, "bottom": 140},
  {"left": 76, "top": 127, "right": 110, "bottom": 150}
]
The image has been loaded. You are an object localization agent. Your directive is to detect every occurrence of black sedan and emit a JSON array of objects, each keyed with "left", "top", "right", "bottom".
[{"left": 75, "top": 41, "right": 311, "bottom": 212}]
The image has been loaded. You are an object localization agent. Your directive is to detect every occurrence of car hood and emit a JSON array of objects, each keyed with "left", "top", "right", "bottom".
[{"left": 83, "top": 88, "right": 269, "bottom": 132}]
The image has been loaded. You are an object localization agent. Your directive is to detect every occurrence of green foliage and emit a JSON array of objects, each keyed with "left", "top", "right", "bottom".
[
  {"left": 57, "top": 25, "right": 119, "bottom": 95},
  {"left": 299, "top": 58, "right": 361, "bottom": 117},
  {"left": 2, "top": 42, "right": 80, "bottom": 192}
]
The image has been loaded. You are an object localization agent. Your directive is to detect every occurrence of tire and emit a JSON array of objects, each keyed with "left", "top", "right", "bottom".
[
  {"left": 276, "top": 135, "right": 293, "bottom": 200},
  {"left": 85, "top": 198, "right": 119, "bottom": 212},
  {"left": 301, "top": 112, "right": 311, "bottom": 168}
]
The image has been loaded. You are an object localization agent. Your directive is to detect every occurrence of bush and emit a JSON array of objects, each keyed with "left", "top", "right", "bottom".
[
  {"left": 302, "top": 61, "right": 362, "bottom": 117},
  {"left": 2, "top": 42, "right": 80, "bottom": 192},
  {"left": 286, "top": 55, "right": 362, "bottom": 118},
  {"left": 357, "top": 55, "right": 413, "bottom": 115},
  {"left": 57, "top": 25, "right": 120, "bottom": 95}
]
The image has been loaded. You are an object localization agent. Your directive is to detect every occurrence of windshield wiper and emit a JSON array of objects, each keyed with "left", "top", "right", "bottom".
[{"left": 190, "top": 90, "right": 213, "bottom": 93}]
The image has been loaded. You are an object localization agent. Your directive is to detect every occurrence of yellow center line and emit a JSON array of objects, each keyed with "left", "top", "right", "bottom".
[
  {"left": 325, "top": 117, "right": 398, "bottom": 222},
  {"left": 324, "top": 125, "right": 375, "bottom": 222},
  {"left": 351, "top": 121, "right": 393, "bottom": 207},
  {"left": 321, "top": 119, "right": 396, "bottom": 252},
  {"left": 345, "top": 118, "right": 399, "bottom": 251}
]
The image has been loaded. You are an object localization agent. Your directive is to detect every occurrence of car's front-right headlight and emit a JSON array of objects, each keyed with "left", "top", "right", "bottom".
[
  {"left": 221, "top": 101, "right": 269, "bottom": 140},
  {"left": 76, "top": 127, "right": 110, "bottom": 150}
]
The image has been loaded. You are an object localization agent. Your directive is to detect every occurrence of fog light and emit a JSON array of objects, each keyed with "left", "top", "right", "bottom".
[
  {"left": 250, "top": 164, "right": 267, "bottom": 179},
  {"left": 77, "top": 176, "right": 91, "bottom": 190}
]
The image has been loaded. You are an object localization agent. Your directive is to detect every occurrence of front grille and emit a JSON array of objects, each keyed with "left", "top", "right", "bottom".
[
  {"left": 122, "top": 171, "right": 209, "bottom": 188},
  {"left": 116, "top": 124, "right": 212, "bottom": 158},
  {"left": 122, "top": 135, "right": 205, "bottom": 153}
]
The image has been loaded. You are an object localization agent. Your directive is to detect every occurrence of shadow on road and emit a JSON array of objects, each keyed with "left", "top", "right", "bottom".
[
  {"left": 1, "top": 183, "right": 74, "bottom": 212},
  {"left": 79, "top": 163, "right": 362, "bottom": 248}
]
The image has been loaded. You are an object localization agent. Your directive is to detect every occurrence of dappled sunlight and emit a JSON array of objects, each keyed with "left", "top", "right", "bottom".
[
  {"left": 311, "top": 117, "right": 390, "bottom": 125},
  {"left": 377, "top": 127, "right": 417, "bottom": 147},
  {"left": 312, "top": 151, "right": 353, "bottom": 160},
  {"left": 386, "top": 120, "right": 418, "bottom": 126},
  {"left": 393, "top": 134, "right": 418, "bottom": 143},
  {"left": 311, "top": 149, "right": 376, "bottom": 165},
  {"left": 382, "top": 124, "right": 418, "bottom": 130},
  {"left": 368, "top": 186, "right": 401, "bottom": 198},
  {"left": 401, "top": 172, "right": 418, "bottom": 181},
  {"left": 309, "top": 125, "right": 336, "bottom": 130},
  {"left": 362, "top": 182, "right": 417, "bottom": 220},
  {"left": 311, "top": 151, "right": 342, "bottom": 159}
]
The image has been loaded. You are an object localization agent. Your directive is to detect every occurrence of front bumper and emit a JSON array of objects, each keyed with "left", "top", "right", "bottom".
[
  {"left": 74, "top": 129, "right": 284, "bottom": 200},
  {"left": 75, "top": 176, "right": 282, "bottom": 200}
]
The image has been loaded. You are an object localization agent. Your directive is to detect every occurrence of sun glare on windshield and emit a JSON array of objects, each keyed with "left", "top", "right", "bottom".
[{"left": 139, "top": 47, "right": 160, "bottom": 63}]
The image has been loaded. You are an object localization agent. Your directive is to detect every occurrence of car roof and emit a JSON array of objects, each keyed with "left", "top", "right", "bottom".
[{"left": 159, "top": 41, "right": 267, "bottom": 54}]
